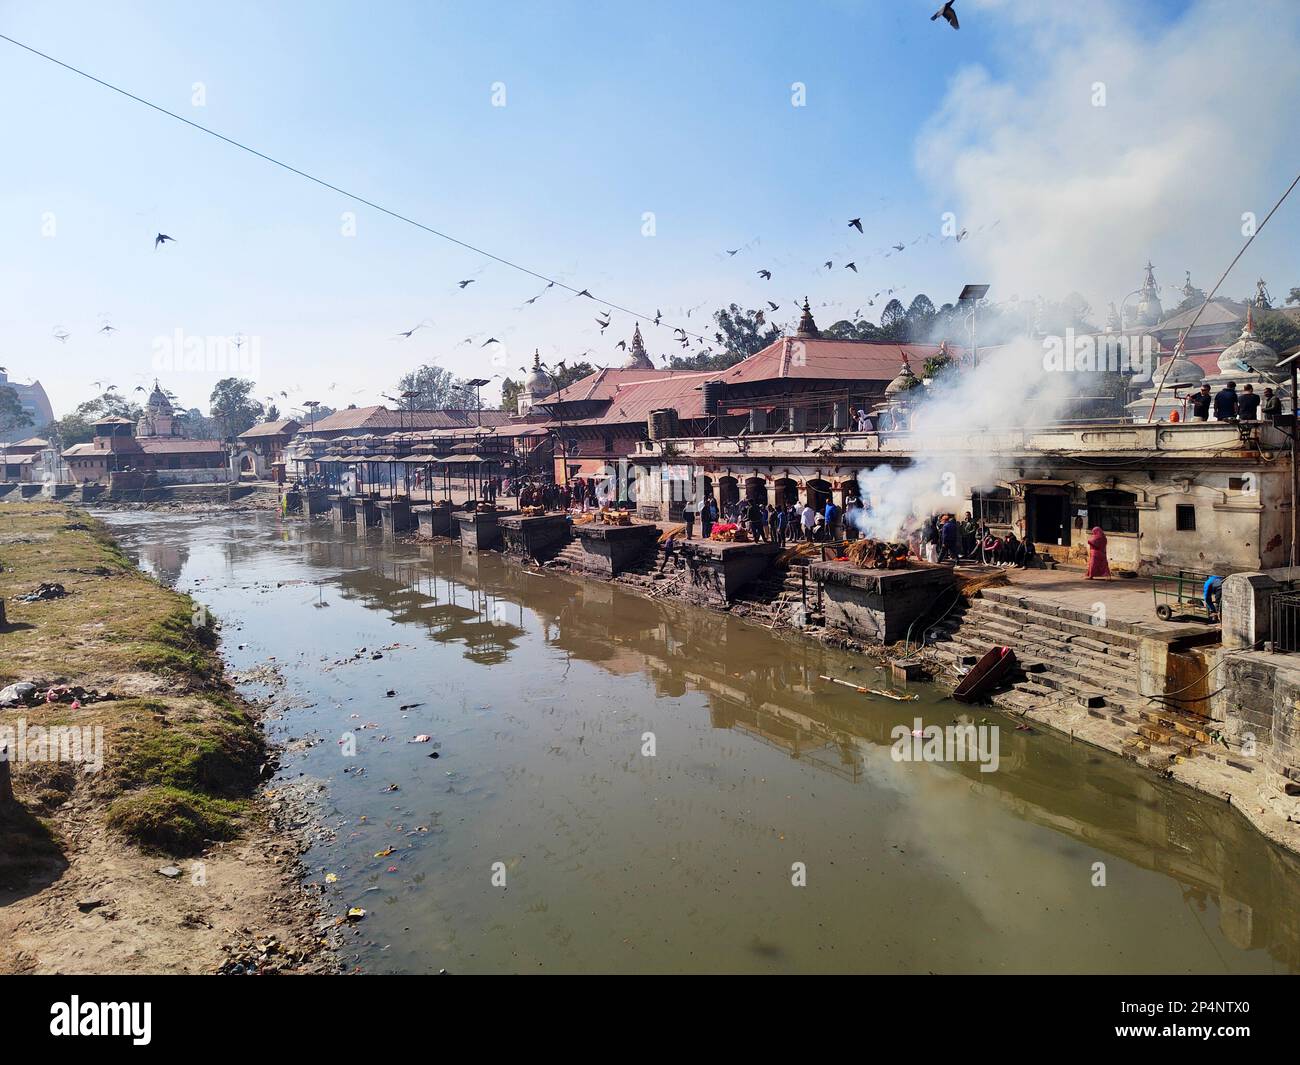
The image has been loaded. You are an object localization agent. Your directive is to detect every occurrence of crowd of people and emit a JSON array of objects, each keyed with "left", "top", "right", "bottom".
[
  {"left": 1185, "top": 381, "right": 1282, "bottom": 423},
  {"left": 678, "top": 495, "right": 863, "bottom": 546},
  {"left": 909, "top": 512, "right": 1039, "bottom": 568}
]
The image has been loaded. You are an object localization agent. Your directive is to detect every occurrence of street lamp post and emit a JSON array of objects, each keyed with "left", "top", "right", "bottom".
[{"left": 958, "top": 284, "right": 990, "bottom": 369}]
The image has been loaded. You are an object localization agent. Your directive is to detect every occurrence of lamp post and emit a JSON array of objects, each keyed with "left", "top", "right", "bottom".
[{"left": 958, "top": 284, "right": 990, "bottom": 368}]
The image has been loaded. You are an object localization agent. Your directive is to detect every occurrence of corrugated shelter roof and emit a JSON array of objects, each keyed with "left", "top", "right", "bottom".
[
  {"left": 310, "top": 406, "right": 513, "bottom": 432},
  {"left": 239, "top": 419, "right": 301, "bottom": 439},
  {"left": 558, "top": 371, "right": 719, "bottom": 427},
  {"left": 137, "top": 439, "right": 227, "bottom": 454},
  {"left": 721, "top": 338, "right": 972, "bottom": 385},
  {"left": 538, "top": 367, "right": 687, "bottom": 405}
]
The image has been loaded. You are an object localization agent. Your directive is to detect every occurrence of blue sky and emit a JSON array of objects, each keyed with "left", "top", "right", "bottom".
[{"left": 2, "top": 0, "right": 1295, "bottom": 419}]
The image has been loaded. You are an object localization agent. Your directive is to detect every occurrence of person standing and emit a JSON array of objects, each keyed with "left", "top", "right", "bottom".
[
  {"left": 801, "top": 501, "right": 816, "bottom": 541},
  {"left": 1085, "top": 526, "right": 1111, "bottom": 579},
  {"left": 1262, "top": 388, "right": 1282, "bottom": 420},
  {"left": 683, "top": 498, "right": 696, "bottom": 540},
  {"left": 1213, "top": 381, "right": 1239, "bottom": 421},
  {"left": 701, "top": 496, "right": 715, "bottom": 539},
  {"left": 824, "top": 498, "right": 840, "bottom": 541},
  {"left": 1190, "top": 383, "right": 1212, "bottom": 422},
  {"left": 1238, "top": 383, "right": 1261, "bottom": 421},
  {"left": 768, "top": 502, "right": 781, "bottom": 545}
]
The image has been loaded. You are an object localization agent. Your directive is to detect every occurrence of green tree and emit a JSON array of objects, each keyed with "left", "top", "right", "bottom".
[
  {"left": 904, "top": 294, "right": 937, "bottom": 340},
  {"left": 396, "top": 364, "right": 460, "bottom": 409},
  {"left": 209, "top": 378, "right": 263, "bottom": 440},
  {"left": 499, "top": 377, "right": 523, "bottom": 412},
  {"left": 1286, "top": 286, "right": 1300, "bottom": 306},
  {"left": 713, "top": 304, "right": 780, "bottom": 359}
]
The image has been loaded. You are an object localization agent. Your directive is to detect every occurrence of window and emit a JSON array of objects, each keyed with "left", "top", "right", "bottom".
[
  {"left": 1087, "top": 489, "right": 1138, "bottom": 534},
  {"left": 972, "top": 488, "right": 1013, "bottom": 526},
  {"left": 1176, "top": 504, "right": 1196, "bottom": 531},
  {"left": 603, "top": 435, "right": 614, "bottom": 454}
]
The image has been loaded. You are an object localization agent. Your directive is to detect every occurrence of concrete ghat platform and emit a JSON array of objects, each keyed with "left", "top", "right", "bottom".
[
  {"left": 679, "top": 539, "right": 782, "bottom": 604},
  {"left": 412, "top": 503, "right": 455, "bottom": 539},
  {"left": 329, "top": 494, "right": 355, "bottom": 526},
  {"left": 351, "top": 497, "right": 379, "bottom": 537},
  {"left": 377, "top": 499, "right": 414, "bottom": 540},
  {"left": 572, "top": 522, "right": 660, "bottom": 576},
  {"left": 457, "top": 509, "right": 517, "bottom": 552},
  {"left": 499, "top": 512, "right": 571, "bottom": 561},
  {"left": 810, "top": 561, "right": 956, "bottom": 643}
]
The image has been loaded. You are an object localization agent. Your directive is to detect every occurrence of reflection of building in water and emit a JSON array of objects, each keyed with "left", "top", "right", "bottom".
[
  {"left": 139, "top": 539, "right": 189, "bottom": 585},
  {"left": 288, "top": 523, "right": 1300, "bottom": 969}
]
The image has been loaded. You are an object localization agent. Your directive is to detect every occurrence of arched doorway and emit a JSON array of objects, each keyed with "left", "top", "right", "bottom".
[
  {"left": 806, "top": 478, "right": 831, "bottom": 511},
  {"left": 718, "top": 476, "right": 739, "bottom": 510},
  {"left": 773, "top": 477, "right": 799, "bottom": 507},
  {"left": 744, "top": 476, "right": 768, "bottom": 503}
]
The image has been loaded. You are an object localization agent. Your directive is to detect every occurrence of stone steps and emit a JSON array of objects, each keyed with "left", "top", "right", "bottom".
[{"left": 963, "top": 597, "right": 1139, "bottom": 657}]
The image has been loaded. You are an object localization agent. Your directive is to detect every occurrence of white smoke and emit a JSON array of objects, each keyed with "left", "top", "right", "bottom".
[
  {"left": 854, "top": 336, "right": 1069, "bottom": 539},
  {"left": 850, "top": 0, "right": 1300, "bottom": 541},
  {"left": 915, "top": 0, "right": 1300, "bottom": 311}
]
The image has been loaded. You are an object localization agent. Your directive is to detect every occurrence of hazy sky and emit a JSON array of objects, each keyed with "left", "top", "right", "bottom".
[{"left": 2, "top": 0, "right": 1297, "bottom": 419}]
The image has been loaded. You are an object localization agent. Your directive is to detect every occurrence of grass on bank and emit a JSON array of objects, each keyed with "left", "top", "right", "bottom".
[{"left": 0, "top": 504, "right": 264, "bottom": 857}]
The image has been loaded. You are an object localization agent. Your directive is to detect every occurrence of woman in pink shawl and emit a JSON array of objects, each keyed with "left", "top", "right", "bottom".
[{"left": 1085, "top": 526, "right": 1111, "bottom": 579}]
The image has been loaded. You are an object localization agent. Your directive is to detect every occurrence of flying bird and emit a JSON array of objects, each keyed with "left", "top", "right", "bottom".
[
  {"left": 99, "top": 324, "right": 117, "bottom": 335},
  {"left": 757, "top": 270, "right": 771, "bottom": 280},
  {"left": 615, "top": 340, "right": 627, "bottom": 350},
  {"left": 892, "top": 243, "right": 905, "bottom": 251},
  {"left": 848, "top": 218, "right": 863, "bottom": 233},
  {"left": 596, "top": 316, "right": 611, "bottom": 333},
  {"left": 767, "top": 301, "right": 779, "bottom": 311},
  {"left": 654, "top": 309, "right": 662, "bottom": 325},
  {"left": 394, "top": 325, "right": 425, "bottom": 338},
  {"left": 154, "top": 233, "right": 176, "bottom": 249},
  {"left": 52, "top": 329, "right": 70, "bottom": 343},
  {"left": 956, "top": 228, "right": 969, "bottom": 242},
  {"left": 930, "top": 2, "right": 958, "bottom": 30},
  {"left": 481, "top": 338, "right": 499, "bottom": 347},
  {"left": 575, "top": 289, "right": 593, "bottom": 299},
  {"left": 844, "top": 262, "right": 857, "bottom": 272},
  {"left": 726, "top": 249, "right": 739, "bottom": 256},
  {"left": 458, "top": 279, "right": 475, "bottom": 289},
  {"left": 824, "top": 261, "right": 833, "bottom": 270}
]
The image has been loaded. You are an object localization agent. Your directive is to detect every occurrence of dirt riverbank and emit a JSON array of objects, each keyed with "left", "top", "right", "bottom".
[{"left": 0, "top": 503, "right": 336, "bottom": 974}]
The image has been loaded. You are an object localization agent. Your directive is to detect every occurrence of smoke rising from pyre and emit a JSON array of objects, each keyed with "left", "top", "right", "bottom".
[{"left": 852, "top": 0, "right": 1300, "bottom": 541}]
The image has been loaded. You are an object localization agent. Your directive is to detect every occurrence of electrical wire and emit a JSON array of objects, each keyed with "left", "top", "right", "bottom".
[{"left": 0, "top": 31, "right": 711, "bottom": 344}]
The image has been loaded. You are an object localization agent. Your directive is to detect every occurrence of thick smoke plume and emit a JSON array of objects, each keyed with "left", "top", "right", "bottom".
[{"left": 851, "top": 0, "right": 1300, "bottom": 540}]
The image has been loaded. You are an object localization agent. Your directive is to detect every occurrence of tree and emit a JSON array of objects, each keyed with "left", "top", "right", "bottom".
[
  {"left": 396, "top": 364, "right": 460, "bottom": 409},
  {"left": 1254, "top": 310, "right": 1300, "bottom": 358},
  {"left": 1287, "top": 286, "right": 1300, "bottom": 306},
  {"left": 0, "top": 386, "right": 33, "bottom": 438},
  {"left": 713, "top": 304, "right": 780, "bottom": 359},
  {"left": 878, "top": 299, "right": 907, "bottom": 339},
  {"left": 263, "top": 403, "right": 281, "bottom": 422},
  {"left": 499, "top": 377, "right": 523, "bottom": 412},
  {"left": 42, "top": 390, "right": 143, "bottom": 447},
  {"left": 904, "top": 294, "right": 937, "bottom": 341},
  {"left": 209, "top": 378, "right": 263, "bottom": 440}
]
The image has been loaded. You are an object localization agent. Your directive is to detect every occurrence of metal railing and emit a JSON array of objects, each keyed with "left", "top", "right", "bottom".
[{"left": 1270, "top": 590, "right": 1300, "bottom": 653}]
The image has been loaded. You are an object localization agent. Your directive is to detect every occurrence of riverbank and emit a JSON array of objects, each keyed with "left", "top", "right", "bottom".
[
  {"left": 0, "top": 503, "right": 335, "bottom": 974},
  {"left": 452, "top": 516, "right": 1300, "bottom": 859}
]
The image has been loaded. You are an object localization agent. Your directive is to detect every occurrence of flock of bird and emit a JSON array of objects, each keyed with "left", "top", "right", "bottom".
[{"left": 46, "top": 3, "right": 970, "bottom": 401}]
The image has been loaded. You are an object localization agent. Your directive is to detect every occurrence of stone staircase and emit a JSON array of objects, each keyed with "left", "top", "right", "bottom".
[
  {"left": 731, "top": 560, "right": 822, "bottom": 626},
  {"left": 932, "top": 587, "right": 1216, "bottom": 768}
]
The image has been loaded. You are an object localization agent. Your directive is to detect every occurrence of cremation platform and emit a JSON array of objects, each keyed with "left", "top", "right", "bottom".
[
  {"left": 499, "top": 512, "right": 571, "bottom": 561},
  {"left": 571, "top": 522, "right": 660, "bottom": 576},
  {"left": 809, "top": 561, "right": 957, "bottom": 643}
]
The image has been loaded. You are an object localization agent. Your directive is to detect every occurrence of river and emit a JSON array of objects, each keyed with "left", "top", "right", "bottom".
[{"left": 103, "top": 510, "right": 1300, "bottom": 974}]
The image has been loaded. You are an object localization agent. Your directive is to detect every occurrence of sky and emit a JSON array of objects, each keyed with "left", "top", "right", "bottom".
[{"left": 2, "top": 0, "right": 1298, "bottom": 420}]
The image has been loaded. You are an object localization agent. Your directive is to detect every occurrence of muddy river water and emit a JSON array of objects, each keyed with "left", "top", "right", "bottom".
[{"left": 105, "top": 510, "right": 1300, "bottom": 974}]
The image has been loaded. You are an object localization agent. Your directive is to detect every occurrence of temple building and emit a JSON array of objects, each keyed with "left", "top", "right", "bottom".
[
  {"left": 136, "top": 381, "right": 183, "bottom": 438},
  {"left": 62, "top": 414, "right": 227, "bottom": 484},
  {"left": 517, "top": 350, "right": 553, "bottom": 416},
  {"left": 623, "top": 323, "right": 655, "bottom": 370}
]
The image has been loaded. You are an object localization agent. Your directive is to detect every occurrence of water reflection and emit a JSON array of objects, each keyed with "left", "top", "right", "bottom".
[{"left": 108, "top": 511, "right": 1300, "bottom": 973}]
